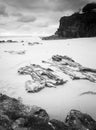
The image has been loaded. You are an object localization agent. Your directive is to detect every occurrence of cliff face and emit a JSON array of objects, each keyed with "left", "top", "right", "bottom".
[
  {"left": 55, "top": 11, "right": 96, "bottom": 38},
  {"left": 42, "top": 3, "right": 96, "bottom": 40}
]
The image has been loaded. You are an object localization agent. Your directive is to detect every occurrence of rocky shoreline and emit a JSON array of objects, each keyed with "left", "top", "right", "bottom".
[{"left": 0, "top": 93, "right": 96, "bottom": 130}]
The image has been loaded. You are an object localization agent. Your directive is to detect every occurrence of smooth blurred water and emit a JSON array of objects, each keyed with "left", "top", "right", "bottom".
[{"left": 0, "top": 36, "right": 96, "bottom": 121}]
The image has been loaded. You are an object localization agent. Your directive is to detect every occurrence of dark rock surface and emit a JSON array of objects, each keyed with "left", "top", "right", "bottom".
[
  {"left": 42, "top": 3, "right": 96, "bottom": 40},
  {"left": 65, "top": 109, "right": 96, "bottom": 130},
  {"left": 0, "top": 93, "right": 96, "bottom": 130},
  {"left": 82, "top": 3, "right": 96, "bottom": 13},
  {"left": 0, "top": 93, "right": 51, "bottom": 130}
]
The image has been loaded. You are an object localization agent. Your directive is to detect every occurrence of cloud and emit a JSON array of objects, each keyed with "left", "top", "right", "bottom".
[
  {"left": 0, "top": 0, "right": 96, "bottom": 35},
  {"left": 1, "top": 0, "right": 89, "bottom": 12},
  {"left": 0, "top": 4, "right": 8, "bottom": 16},
  {"left": 17, "top": 15, "right": 36, "bottom": 23}
]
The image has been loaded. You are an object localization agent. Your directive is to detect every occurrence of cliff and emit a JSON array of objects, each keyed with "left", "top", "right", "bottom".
[
  {"left": 55, "top": 11, "right": 96, "bottom": 38},
  {"left": 42, "top": 3, "right": 96, "bottom": 40}
]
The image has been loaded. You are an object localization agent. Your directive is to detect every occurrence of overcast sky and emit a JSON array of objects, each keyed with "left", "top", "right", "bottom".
[{"left": 0, "top": 0, "right": 95, "bottom": 36}]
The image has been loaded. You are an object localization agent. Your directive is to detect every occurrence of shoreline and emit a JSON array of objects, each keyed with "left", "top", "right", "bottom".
[
  {"left": 0, "top": 92, "right": 96, "bottom": 130},
  {"left": 0, "top": 37, "right": 96, "bottom": 126}
]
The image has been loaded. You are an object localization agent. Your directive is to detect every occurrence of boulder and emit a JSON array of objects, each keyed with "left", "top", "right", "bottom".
[
  {"left": 0, "top": 93, "right": 96, "bottom": 130},
  {"left": 0, "top": 93, "right": 51, "bottom": 129},
  {"left": 65, "top": 109, "right": 96, "bottom": 130}
]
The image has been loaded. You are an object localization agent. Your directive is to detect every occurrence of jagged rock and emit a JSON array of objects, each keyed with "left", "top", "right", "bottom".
[
  {"left": 65, "top": 109, "right": 96, "bottom": 130},
  {"left": 0, "top": 93, "right": 96, "bottom": 130},
  {"left": 28, "top": 105, "right": 49, "bottom": 122},
  {"left": 52, "top": 55, "right": 81, "bottom": 68},
  {"left": 18, "top": 55, "right": 96, "bottom": 93},
  {"left": 0, "top": 93, "right": 51, "bottom": 130},
  {"left": 0, "top": 93, "right": 48, "bottom": 120},
  {"left": 43, "top": 55, "right": 96, "bottom": 83},
  {"left": 18, "top": 64, "right": 66, "bottom": 93}
]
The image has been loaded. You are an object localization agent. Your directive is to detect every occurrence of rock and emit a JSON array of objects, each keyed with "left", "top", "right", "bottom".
[
  {"left": 80, "top": 91, "right": 96, "bottom": 96},
  {"left": 7, "top": 40, "right": 18, "bottom": 43},
  {"left": 14, "top": 128, "right": 28, "bottom": 130},
  {"left": 26, "top": 105, "right": 49, "bottom": 125},
  {"left": 82, "top": 3, "right": 96, "bottom": 13},
  {"left": 21, "top": 40, "right": 24, "bottom": 43},
  {"left": 43, "top": 55, "right": 96, "bottom": 83},
  {"left": 52, "top": 55, "right": 81, "bottom": 68},
  {"left": 28, "top": 42, "right": 33, "bottom": 45},
  {"left": 49, "top": 119, "right": 68, "bottom": 130},
  {"left": 12, "top": 118, "right": 25, "bottom": 129},
  {"left": 52, "top": 55, "right": 75, "bottom": 63},
  {"left": 28, "top": 42, "right": 42, "bottom": 46},
  {"left": 79, "top": 67, "right": 96, "bottom": 73},
  {"left": 0, "top": 114, "right": 12, "bottom": 130},
  {"left": 18, "top": 64, "right": 66, "bottom": 93},
  {"left": 0, "top": 93, "right": 51, "bottom": 129},
  {"left": 19, "top": 55, "right": 96, "bottom": 94},
  {"left": 0, "top": 126, "right": 7, "bottom": 130},
  {"left": 0, "top": 40, "right": 6, "bottom": 43},
  {"left": 42, "top": 3, "right": 96, "bottom": 39},
  {"left": 25, "top": 80, "right": 45, "bottom": 93},
  {"left": 1, "top": 93, "right": 96, "bottom": 130},
  {"left": 65, "top": 109, "right": 96, "bottom": 130},
  {"left": 4, "top": 50, "right": 26, "bottom": 55}
]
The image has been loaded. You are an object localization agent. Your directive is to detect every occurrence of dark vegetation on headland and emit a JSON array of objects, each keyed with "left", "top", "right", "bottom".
[
  {"left": 42, "top": 2, "right": 96, "bottom": 40},
  {"left": 0, "top": 93, "right": 96, "bottom": 130}
]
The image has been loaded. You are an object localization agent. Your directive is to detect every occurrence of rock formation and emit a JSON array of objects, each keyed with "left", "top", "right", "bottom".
[
  {"left": 42, "top": 3, "right": 96, "bottom": 40},
  {"left": 18, "top": 64, "right": 66, "bottom": 93},
  {"left": 0, "top": 93, "right": 96, "bottom": 130},
  {"left": 18, "top": 55, "right": 96, "bottom": 93},
  {"left": 45, "top": 55, "right": 96, "bottom": 82},
  {"left": 65, "top": 109, "right": 96, "bottom": 130}
]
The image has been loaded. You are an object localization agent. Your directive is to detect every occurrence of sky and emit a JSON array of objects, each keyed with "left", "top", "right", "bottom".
[{"left": 0, "top": 0, "right": 95, "bottom": 36}]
